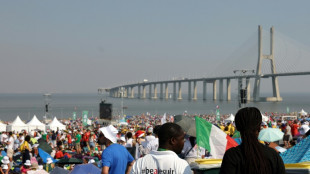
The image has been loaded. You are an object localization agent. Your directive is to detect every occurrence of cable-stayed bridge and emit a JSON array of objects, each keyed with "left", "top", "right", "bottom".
[{"left": 105, "top": 26, "right": 310, "bottom": 102}]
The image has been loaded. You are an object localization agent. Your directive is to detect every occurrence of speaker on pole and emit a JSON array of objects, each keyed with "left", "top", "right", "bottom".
[
  {"left": 240, "top": 89, "right": 247, "bottom": 104},
  {"left": 99, "top": 101, "right": 112, "bottom": 120}
]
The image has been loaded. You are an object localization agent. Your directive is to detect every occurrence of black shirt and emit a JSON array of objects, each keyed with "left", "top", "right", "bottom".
[{"left": 219, "top": 144, "right": 285, "bottom": 174}]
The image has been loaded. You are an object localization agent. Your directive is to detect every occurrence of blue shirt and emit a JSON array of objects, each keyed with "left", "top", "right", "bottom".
[{"left": 102, "top": 144, "right": 134, "bottom": 174}]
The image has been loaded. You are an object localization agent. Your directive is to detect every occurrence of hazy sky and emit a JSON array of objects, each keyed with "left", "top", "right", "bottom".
[{"left": 1, "top": 1, "right": 310, "bottom": 93}]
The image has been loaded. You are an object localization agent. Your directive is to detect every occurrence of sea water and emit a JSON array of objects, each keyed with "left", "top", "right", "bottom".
[{"left": 0, "top": 93, "right": 309, "bottom": 122}]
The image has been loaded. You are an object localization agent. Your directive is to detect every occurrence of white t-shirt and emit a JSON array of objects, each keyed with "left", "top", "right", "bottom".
[
  {"left": 130, "top": 150, "right": 192, "bottom": 174},
  {"left": 299, "top": 124, "right": 310, "bottom": 135},
  {"left": 146, "top": 138, "right": 159, "bottom": 152},
  {"left": 7, "top": 136, "right": 14, "bottom": 150},
  {"left": 126, "top": 138, "right": 133, "bottom": 147}
]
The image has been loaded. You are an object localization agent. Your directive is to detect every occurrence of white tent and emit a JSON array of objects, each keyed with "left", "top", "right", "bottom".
[
  {"left": 0, "top": 122, "right": 7, "bottom": 132},
  {"left": 299, "top": 109, "right": 308, "bottom": 116},
  {"left": 225, "top": 114, "right": 235, "bottom": 123},
  {"left": 27, "top": 115, "right": 46, "bottom": 131},
  {"left": 261, "top": 114, "right": 269, "bottom": 122},
  {"left": 46, "top": 117, "right": 66, "bottom": 131},
  {"left": 6, "top": 116, "right": 28, "bottom": 133}
]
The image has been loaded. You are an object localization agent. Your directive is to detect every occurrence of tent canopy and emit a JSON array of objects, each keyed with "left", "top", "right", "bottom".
[
  {"left": 47, "top": 117, "right": 66, "bottom": 131},
  {"left": 299, "top": 109, "right": 308, "bottom": 116},
  {"left": 0, "top": 122, "right": 7, "bottom": 132},
  {"left": 7, "top": 116, "right": 28, "bottom": 133},
  {"left": 225, "top": 114, "right": 235, "bottom": 122},
  {"left": 261, "top": 114, "right": 269, "bottom": 122},
  {"left": 27, "top": 115, "right": 46, "bottom": 131}
]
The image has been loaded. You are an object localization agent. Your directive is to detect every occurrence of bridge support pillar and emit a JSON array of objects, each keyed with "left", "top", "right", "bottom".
[
  {"left": 188, "top": 81, "right": 191, "bottom": 100},
  {"left": 153, "top": 84, "right": 158, "bottom": 99},
  {"left": 160, "top": 83, "right": 163, "bottom": 99},
  {"left": 165, "top": 83, "right": 169, "bottom": 99},
  {"left": 213, "top": 80, "right": 217, "bottom": 100},
  {"left": 254, "top": 25, "right": 282, "bottom": 102},
  {"left": 142, "top": 85, "right": 146, "bottom": 99},
  {"left": 193, "top": 81, "right": 197, "bottom": 100},
  {"left": 138, "top": 85, "right": 141, "bottom": 99},
  {"left": 130, "top": 87, "right": 134, "bottom": 98},
  {"left": 149, "top": 84, "right": 152, "bottom": 99},
  {"left": 203, "top": 80, "right": 207, "bottom": 101},
  {"left": 178, "top": 82, "right": 182, "bottom": 100},
  {"left": 219, "top": 79, "right": 223, "bottom": 101},
  {"left": 173, "top": 82, "right": 177, "bottom": 100},
  {"left": 246, "top": 78, "right": 251, "bottom": 101},
  {"left": 227, "top": 79, "right": 231, "bottom": 101}
]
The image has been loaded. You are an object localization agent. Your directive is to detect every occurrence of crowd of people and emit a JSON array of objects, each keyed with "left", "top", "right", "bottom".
[{"left": 0, "top": 109, "right": 309, "bottom": 173}]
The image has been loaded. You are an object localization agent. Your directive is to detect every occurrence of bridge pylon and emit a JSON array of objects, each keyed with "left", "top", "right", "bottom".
[{"left": 253, "top": 25, "right": 282, "bottom": 102}]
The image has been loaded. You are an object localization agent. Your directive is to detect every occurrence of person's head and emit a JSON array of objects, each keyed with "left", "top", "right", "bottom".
[
  {"left": 25, "top": 135, "right": 31, "bottom": 142},
  {"left": 126, "top": 132, "right": 132, "bottom": 139},
  {"left": 153, "top": 125, "right": 161, "bottom": 137},
  {"left": 235, "top": 107, "right": 262, "bottom": 137},
  {"left": 158, "top": 123, "right": 185, "bottom": 154}
]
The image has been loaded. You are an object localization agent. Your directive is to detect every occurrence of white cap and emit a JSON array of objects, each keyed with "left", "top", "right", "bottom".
[
  {"left": 88, "top": 159, "right": 95, "bottom": 164},
  {"left": 99, "top": 125, "right": 118, "bottom": 144}
]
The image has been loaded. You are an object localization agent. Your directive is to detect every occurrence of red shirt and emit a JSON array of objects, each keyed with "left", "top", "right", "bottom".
[
  {"left": 291, "top": 124, "right": 299, "bottom": 136},
  {"left": 55, "top": 150, "right": 64, "bottom": 159},
  {"left": 67, "top": 134, "right": 72, "bottom": 144}
]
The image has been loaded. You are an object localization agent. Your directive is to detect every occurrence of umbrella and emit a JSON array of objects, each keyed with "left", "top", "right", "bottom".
[
  {"left": 174, "top": 115, "right": 196, "bottom": 137},
  {"left": 57, "top": 158, "right": 83, "bottom": 164},
  {"left": 38, "top": 139, "right": 52, "bottom": 154},
  {"left": 280, "top": 136, "right": 310, "bottom": 163},
  {"left": 69, "top": 164, "right": 101, "bottom": 174},
  {"left": 258, "top": 128, "right": 284, "bottom": 142},
  {"left": 50, "top": 166, "right": 70, "bottom": 174}
]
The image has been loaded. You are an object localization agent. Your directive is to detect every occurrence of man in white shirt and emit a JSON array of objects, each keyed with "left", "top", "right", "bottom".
[
  {"left": 130, "top": 123, "right": 192, "bottom": 174},
  {"left": 6, "top": 132, "right": 15, "bottom": 162}
]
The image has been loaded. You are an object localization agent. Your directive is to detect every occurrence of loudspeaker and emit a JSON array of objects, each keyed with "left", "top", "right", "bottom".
[
  {"left": 240, "top": 89, "right": 247, "bottom": 104},
  {"left": 100, "top": 102, "right": 112, "bottom": 120}
]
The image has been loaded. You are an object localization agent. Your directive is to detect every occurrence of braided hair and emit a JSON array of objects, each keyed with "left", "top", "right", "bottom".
[{"left": 235, "top": 107, "right": 271, "bottom": 174}]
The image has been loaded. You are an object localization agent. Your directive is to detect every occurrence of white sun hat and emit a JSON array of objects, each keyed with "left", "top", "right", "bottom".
[
  {"left": 1, "top": 156, "right": 9, "bottom": 164},
  {"left": 46, "top": 158, "right": 53, "bottom": 164},
  {"left": 99, "top": 125, "right": 118, "bottom": 144},
  {"left": 1, "top": 164, "right": 8, "bottom": 170},
  {"left": 24, "top": 160, "right": 31, "bottom": 166}
]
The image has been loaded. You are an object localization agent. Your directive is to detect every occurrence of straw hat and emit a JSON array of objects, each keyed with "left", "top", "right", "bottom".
[
  {"left": 24, "top": 160, "right": 31, "bottom": 166},
  {"left": 1, "top": 156, "right": 9, "bottom": 164},
  {"left": 46, "top": 158, "right": 53, "bottom": 164}
]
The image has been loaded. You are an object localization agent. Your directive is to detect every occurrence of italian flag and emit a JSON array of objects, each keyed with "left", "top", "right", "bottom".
[{"left": 195, "top": 116, "right": 238, "bottom": 159}]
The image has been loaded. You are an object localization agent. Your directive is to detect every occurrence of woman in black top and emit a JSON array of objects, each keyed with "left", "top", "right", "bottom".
[{"left": 220, "top": 107, "right": 285, "bottom": 174}]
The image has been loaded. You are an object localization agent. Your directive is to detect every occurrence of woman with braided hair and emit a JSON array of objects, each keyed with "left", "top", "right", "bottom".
[{"left": 220, "top": 107, "right": 285, "bottom": 174}]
